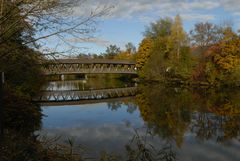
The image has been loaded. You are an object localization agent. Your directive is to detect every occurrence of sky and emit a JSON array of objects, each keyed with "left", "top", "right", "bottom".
[{"left": 42, "top": 0, "right": 240, "bottom": 55}]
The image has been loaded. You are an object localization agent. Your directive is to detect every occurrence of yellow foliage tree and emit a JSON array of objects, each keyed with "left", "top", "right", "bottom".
[
  {"left": 136, "top": 37, "right": 154, "bottom": 70},
  {"left": 168, "top": 15, "right": 188, "bottom": 60},
  {"left": 212, "top": 31, "right": 240, "bottom": 72},
  {"left": 114, "top": 51, "right": 133, "bottom": 60}
]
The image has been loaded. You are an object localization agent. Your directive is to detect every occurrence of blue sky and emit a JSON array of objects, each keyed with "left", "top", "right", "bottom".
[{"left": 40, "top": 0, "right": 240, "bottom": 56}]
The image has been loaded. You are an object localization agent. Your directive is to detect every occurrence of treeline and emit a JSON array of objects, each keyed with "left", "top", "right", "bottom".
[
  {"left": 76, "top": 42, "right": 137, "bottom": 60},
  {"left": 134, "top": 15, "right": 240, "bottom": 87}
]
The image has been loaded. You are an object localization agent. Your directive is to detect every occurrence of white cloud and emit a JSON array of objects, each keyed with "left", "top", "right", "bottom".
[
  {"left": 72, "top": 0, "right": 220, "bottom": 21},
  {"left": 220, "top": 0, "right": 240, "bottom": 12},
  {"left": 69, "top": 37, "right": 111, "bottom": 47},
  {"left": 181, "top": 14, "right": 215, "bottom": 21}
]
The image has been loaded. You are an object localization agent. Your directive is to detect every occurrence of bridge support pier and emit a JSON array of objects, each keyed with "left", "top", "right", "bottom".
[{"left": 61, "top": 74, "right": 65, "bottom": 81}]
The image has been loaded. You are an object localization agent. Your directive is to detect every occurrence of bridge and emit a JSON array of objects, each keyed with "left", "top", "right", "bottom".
[
  {"left": 41, "top": 59, "right": 137, "bottom": 75},
  {"left": 36, "top": 86, "right": 137, "bottom": 106}
]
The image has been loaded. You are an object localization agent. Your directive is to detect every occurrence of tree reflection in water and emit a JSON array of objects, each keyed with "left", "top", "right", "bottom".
[
  {"left": 136, "top": 84, "right": 240, "bottom": 148},
  {"left": 136, "top": 84, "right": 194, "bottom": 147},
  {"left": 107, "top": 97, "right": 137, "bottom": 114}
]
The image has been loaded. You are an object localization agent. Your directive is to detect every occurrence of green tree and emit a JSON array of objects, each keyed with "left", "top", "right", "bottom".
[
  {"left": 144, "top": 17, "right": 172, "bottom": 38},
  {"left": 105, "top": 44, "right": 121, "bottom": 59},
  {"left": 142, "top": 15, "right": 193, "bottom": 82},
  {"left": 125, "top": 42, "right": 136, "bottom": 54},
  {"left": 136, "top": 17, "right": 172, "bottom": 78}
]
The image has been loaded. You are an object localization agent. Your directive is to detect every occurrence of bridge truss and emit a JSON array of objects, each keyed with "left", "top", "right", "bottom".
[{"left": 41, "top": 59, "right": 137, "bottom": 75}]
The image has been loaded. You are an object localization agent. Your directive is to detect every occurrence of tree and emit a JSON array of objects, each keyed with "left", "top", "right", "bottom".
[
  {"left": 142, "top": 16, "right": 193, "bottom": 81},
  {"left": 104, "top": 44, "right": 121, "bottom": 59},
  {"left": 196, "top": 28, "right": 240, "bottom": 86},
  {"left": 125, "top": 42, "right": 136, "bottom": 54},
  {"left": 0, "top": 0, "right": 109, "bottom": 58},
  {"left": 190, "top": 22, "right": 219, "bottom": 48},
  {"left": 136, "top": 37, "right": 153, "bottom": 70},
  {"left": 168, "top": 15, "right": 188, "bottom": 60},
  {"left": 144, "top": 17, "right": 172, "bottom": 38}
]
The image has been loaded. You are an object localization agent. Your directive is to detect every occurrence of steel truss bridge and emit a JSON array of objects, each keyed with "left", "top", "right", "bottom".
[
  {"left": 37, "top": 87, "right": 137, "bottom": 105},
  {"left": 41, "top": 59, "right": 137, "bottom": 75}
]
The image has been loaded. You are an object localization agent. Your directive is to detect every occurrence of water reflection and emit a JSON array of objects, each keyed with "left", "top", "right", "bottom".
[
  {"left": 136, "top": 85, "right": 240, "bottom": 146},
  {"left": 40, "top": 79, "right": 240, "bottom": 161},
  {"left": 43, "top": 77, "right": 135, "bottom": 91},
  {"left": 39, "top": 79, "right": 137, "bottom": 104}
]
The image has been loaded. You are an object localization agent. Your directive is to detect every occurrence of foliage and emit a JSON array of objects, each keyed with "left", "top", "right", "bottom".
[
  {"left": 114, "top": 42, "right": 136, "bottom": 60},
  {"left": 190, "top": 22, "right": 221, "bottom": 48},
  {"left": 125, "top": 42, "right": 136, "bottom": 54},
  {"left": 0, "top": 0, "right": 109, "bottom": 57},
  {"left": 197, "top": 29, "right": 240, "bottom": 86},
  {"left": 104, "top": 44, "right": 121, "bottom": 59},
  {"left": 114, "top": 51, "right": 134, "bottom": 60},
  {"left": 167, "top": 15, "right": 188, "bottom": 60},
  {"left": 140, "top": 15, "right": 194, "bottom": 82},
  {"left": 135, "top": 37, "right": 154, "bottom": 72},
  {"left": 144, "top": 17, "right": 172, "bottom": 38},
  {"left": 139, "top": 16, "right": 240, "bottom": 87}
]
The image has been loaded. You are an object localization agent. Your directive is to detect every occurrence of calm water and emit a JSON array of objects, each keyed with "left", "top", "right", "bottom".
[{"left": 39, "top": 78, "right": 240, "bottom": 161}]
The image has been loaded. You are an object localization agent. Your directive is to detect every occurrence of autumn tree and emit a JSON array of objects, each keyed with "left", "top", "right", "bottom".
[
  {"left": 202, "top": 28, "right": 240, "bottom": 86},
  {"left": 168, "top": 15, "right": 188, "bottom": 60},
  {"left": 135, "top": 37, "right": 153, "bottom": 70},
  {"left": 142, "top": 15, "right": 193, "bottom": 81},
  {"left": 190, "top": 22, "right": 220, "bottom": 49},
  {"left": 136, "top": 18, "right": 173, "bottom": 77}
]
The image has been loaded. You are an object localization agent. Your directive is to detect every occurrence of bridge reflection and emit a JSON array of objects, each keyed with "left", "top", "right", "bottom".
[{"left": 37, "top": 87, "right": 137, "bottom": 106}]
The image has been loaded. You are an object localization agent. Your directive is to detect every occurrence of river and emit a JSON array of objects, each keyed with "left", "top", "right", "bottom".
[{"left": 38, "top": 77, "right": 240, "bottom": 161}]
